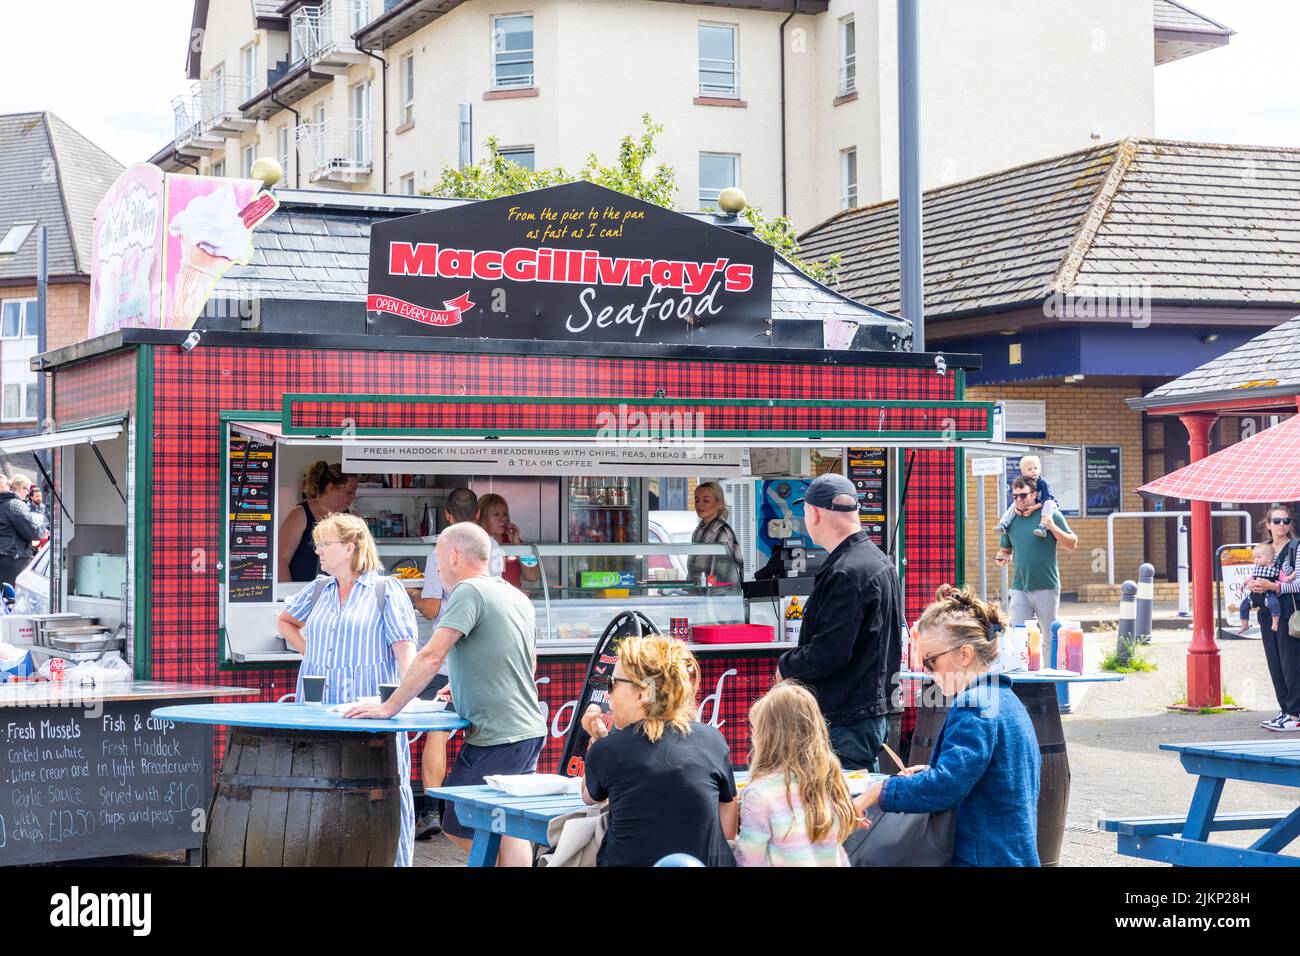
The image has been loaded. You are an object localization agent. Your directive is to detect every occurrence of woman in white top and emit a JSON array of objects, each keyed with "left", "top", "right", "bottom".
[{"left": 277, "top": 513, "right": 420, "bottom": 866}]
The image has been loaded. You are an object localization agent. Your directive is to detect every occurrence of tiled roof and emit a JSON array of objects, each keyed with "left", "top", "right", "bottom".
[
  {"left": 0, "top": 112, "right": 123, "bottom": 282},
  {"left": 217, "top": 189, "right": 909, "bottom": 343},
  {"left": 798, "top": 138, "right": 1300, "bottom": 319},
  {"left": 1136, "top": 314, "right": 1300, "bottom": 408},
  {"left": 1152, "top": 0, "right": 1232, "bottom": 34}
]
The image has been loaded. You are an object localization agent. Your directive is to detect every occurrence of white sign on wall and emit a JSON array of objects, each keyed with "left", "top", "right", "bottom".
[
  {"left": 342, "top": 442, "right": 744, "bottom": 477},
  {"left": 970, "top": 456, "right": 1005, "bottom": 477},
  {"left": 1004, "top": 449, "right": 1081, "bottom": 517},
  {"left": 998, "top": 400, "right": 1047, "bottom": 438}
]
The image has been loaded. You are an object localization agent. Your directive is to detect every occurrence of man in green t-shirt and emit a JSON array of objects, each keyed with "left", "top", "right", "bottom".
[
  {"left": 348, "top": 521, "right": 545, "bottom": 867},
  {"left": 996, "top": 475, "right": 1078, "bottom": 635}
]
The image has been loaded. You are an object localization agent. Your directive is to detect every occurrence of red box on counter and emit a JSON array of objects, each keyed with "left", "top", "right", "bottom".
[{"left": 690, "top": 624, "right": 775, "bottom": 644}]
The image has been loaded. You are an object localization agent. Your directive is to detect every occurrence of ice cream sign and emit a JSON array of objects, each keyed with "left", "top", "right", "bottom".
[
  {"left": 366, "top": 181, "right": 774, "bottom": 347},
  {"left": 89, "top": 164, "right": 279, "bottom": 337}
]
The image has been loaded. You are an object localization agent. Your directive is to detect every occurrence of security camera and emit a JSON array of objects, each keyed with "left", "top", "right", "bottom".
[{"left": 182, "top": 331, "right": 201, "bottom": 352}]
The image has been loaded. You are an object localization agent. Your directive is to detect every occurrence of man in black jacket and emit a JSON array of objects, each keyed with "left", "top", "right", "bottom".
[
  {"left": 0, "top": 477, "right": 45, "bottom": 589},
  {"left": 777, "top": 474, "right": 903, "bottom": 771}
]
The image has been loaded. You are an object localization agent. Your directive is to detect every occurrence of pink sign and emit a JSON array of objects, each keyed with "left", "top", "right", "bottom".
[{"left": 90, "top": 165, "right": 279, "bottom": 335}]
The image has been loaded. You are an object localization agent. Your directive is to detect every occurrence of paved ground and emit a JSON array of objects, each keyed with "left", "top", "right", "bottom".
[{"left": 1059, "top": 628, "right": 1297, "bottom": 865}]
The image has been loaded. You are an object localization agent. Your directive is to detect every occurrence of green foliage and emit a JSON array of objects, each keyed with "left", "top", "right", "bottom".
[
  {"left": 1101, "top": 639, "right": 1157, "bottom": 674},
  {"left": 430, "top": 114, "right": 837, "bottom": 283}
]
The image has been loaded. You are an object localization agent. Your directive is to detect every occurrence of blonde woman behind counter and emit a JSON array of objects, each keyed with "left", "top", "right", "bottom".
[
  {"left": 277, "top": 461, "right": 358, "bottom": 582},
  {"left": 276, "top": 513, "right": 420, "bottom": 866},
  {"left": 689, "top": 481, "right": 744, "bottom": 585}
]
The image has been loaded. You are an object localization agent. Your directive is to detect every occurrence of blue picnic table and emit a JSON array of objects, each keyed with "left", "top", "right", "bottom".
[
  {"left": 1100, "top": 740, "right": 1300, "bottom": 867},
  {"left": 428, "top": 769, "right": 887, "bottom": 867}
]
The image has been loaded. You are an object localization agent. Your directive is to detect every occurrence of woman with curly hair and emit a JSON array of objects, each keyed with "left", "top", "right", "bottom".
[
  {"left": 853, "top": 585, "right": 1042, "bottom": 866},
  {"left": 579, "top": 635, "right": 738, "bottom": 866}
]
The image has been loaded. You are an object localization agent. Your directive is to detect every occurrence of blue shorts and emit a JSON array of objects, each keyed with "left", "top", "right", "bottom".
[{"left": 442, "top": 735, "right": 546, "bottom": 839}]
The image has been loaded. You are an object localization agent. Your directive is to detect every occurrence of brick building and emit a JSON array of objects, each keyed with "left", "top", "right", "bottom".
[
  {"left": 800, "top": 137, "right": 1300, "bottom": 598},
  {"left": 0, "top": 113, "right": 122, "bottom": 475}
]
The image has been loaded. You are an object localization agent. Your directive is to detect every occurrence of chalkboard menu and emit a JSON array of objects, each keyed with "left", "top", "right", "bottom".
[
  {"left": 1, "top": 700, "right": 212, "bottom": 865},
  {"left": 228, "top": 434, "right": 275, "bottom": 602},
  {"left": 847, "top": 448, "right": 889, "bottom": 549},
  {"left": 1085, "top": 445, "right": 1123, "bottom": 518}
]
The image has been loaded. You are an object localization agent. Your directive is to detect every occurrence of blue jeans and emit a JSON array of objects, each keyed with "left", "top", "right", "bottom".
[{"left": 828, "top": 714, "right": 889, "bottom": 772}]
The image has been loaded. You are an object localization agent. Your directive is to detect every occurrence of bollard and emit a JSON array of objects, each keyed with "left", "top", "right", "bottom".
[
  {"left": 1135, "top": 562, "right": 1155, "bottom": 645},
  {"left": 1117, "top": 580, "right": 1137, "bottom": 664}
]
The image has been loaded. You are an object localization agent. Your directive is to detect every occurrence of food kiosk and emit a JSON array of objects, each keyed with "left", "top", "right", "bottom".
[{"left": 24, "top": 179, "right": 1002, "bottom": 775}]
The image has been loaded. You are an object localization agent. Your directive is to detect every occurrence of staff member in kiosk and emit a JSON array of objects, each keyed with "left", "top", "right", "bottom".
[
  {"left": 689, "top": 481, "right": 744, "bottom": 585},
  {"left": 277, "top": 513, "right": 420, "bottom": 866},
  {"left": 775, "top": 474, "right": 903, "bottom": 772},
  {"left": 277, "top": 461, "right": 358, "bottom": 582},
  {"left": 476, "top": 493, "right": 541, "bottom": 588}
]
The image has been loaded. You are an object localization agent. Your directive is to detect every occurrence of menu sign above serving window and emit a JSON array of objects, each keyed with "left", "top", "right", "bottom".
[
  {"left": 342, "top": 442, "right": 744, "bottom": 477},
  {"left": 366, "top": 181, "right": 775, "bottom": 346}
]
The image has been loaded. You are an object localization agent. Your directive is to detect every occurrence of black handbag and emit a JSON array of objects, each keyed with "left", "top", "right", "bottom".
[{"left": 843, "top": 803, "right": 956, "bottom": 867}]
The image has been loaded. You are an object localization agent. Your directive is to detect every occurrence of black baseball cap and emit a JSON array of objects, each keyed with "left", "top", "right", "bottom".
[{"left": 792, "top": 474, "right": 859, "bottom": 511}]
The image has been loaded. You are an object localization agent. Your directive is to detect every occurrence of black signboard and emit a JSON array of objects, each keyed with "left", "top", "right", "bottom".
[
  {"left": 227, "top": 434, "right": 275, "bottom": 602},
  {"left": 1085, "top": 445, "right": 1122, "bottom": 518},
  {"left": 366, "top": 181, "right": 775, "bottom": 346},
  {"left": 0, "top": 701, "right": 211, "bottom": 865},
  {"left": 847, "top": 448, "right": 889, "bottom": 549}
]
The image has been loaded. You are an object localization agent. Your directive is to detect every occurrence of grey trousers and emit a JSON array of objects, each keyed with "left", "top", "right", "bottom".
[{"left": 1009, "top": 588, "right": 1061, "bottom": 634}]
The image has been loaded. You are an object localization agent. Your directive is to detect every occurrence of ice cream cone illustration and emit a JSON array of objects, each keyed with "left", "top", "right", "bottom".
[
  {"left": 166, "top": 183, "right": 262, "bottom": 329},
  {"left": 171, "top": 242, "right": 230, "bottom": 327}
]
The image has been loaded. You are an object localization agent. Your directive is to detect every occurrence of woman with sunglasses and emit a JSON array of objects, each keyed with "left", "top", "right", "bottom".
[
  {"left": 1247, "top": 504, "right": 1300, "bottom": 731},
  {"left": 853, "top": 585, "right": 1041, "bottom": 866},
  {"left": 578, "top": 635, "right": 739, "bottom": 866}
]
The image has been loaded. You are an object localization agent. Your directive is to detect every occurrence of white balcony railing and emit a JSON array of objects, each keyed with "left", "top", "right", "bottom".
[
  {"left": 839, "top": 56, "right": 857, "bottom": 96},
  {"left": 297, "top": 119, "right": 373, "bottom": 182},
  {"left": 292, "top": 0, "right": 369, "bottom": 67},
  {"left": 200, "top": 75, "right": 253, "bottom": 127},
  {"left": 172, "top": 93, "right": 201, "bottom": 142},
  {"left": 698, "top": 60, "right": 739, "bottom": 98}
]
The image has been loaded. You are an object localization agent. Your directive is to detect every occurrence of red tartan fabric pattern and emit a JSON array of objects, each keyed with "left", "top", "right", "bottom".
[
  {"left": 289, "top": 396, "right": 984, "bottom": 437},
  {"left": 52, "top": 350, "right": 136, "bottom": 427}
]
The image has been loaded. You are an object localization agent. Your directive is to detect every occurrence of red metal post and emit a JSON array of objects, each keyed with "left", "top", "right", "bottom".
[{"left": 1180, "top": 412, "right": 1220, "bottom": 708}]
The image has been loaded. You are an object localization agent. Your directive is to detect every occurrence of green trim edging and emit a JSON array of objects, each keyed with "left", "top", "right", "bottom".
[{"left": 133, "top": 345, "right": 153, "bottom": 680}]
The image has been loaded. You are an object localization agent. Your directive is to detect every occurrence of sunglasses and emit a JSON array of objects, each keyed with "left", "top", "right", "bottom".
[
  {"left": 1012, "top": 492, "right": 1034, "bottom": 500},
  {"left": 606, "top": 676, "right": 638, "bottom": 693},
  {"left": 1272, "top": 518, "right": 1292, "bottom": 526},
  {"left": 921, "top": 645, "right": 966, "bottom": 673}
]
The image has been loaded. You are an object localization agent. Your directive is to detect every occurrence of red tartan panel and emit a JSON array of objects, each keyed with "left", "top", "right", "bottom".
[
  {"left": 288, "top": 396, "right": 986, "bottom": 437},
  {"left": 902, "top": 448, "right": 958, "bottom": 625},
  {"left": 51, "top": 350, "right": 136, "bottom": 426}
]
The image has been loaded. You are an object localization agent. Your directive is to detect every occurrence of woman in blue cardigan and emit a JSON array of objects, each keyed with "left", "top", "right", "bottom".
[{"left": 855, "top": 585, "right": 1041, "bottom": 866}]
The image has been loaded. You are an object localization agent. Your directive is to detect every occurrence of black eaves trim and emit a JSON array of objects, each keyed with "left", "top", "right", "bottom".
[{"left": 34, "top": 328, "right": 981, "bottom": 373}]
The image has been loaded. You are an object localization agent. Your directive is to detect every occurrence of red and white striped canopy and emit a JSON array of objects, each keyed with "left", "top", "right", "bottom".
[{"left": 1138, "top": 414, "right": 1300, "bottom": 503}]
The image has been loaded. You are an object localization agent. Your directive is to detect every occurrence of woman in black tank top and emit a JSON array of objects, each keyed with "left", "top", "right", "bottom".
[{"left": 277, "top": 462, "right": 358, "bottom": 582}]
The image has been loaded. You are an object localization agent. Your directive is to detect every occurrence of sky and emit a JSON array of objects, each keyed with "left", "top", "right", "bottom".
[{"left": 0, "top": 0, "right": 1295, "bottom": 167}]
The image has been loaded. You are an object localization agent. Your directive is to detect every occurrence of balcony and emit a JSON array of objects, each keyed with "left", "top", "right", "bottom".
[
  {"left": 698, "top": 61, "right": 739, "bottom": 99},
  {"left": 291, "top": 0, "right": 370, "bottom": 73},
  {"left": 171, "top": 94, "right": 224, "bottom": 155},
  {"left": 297, "top": 119, "right": 373, "bottom": 183},
  {"left": 200, "top": 75, "right": 258, "bottom": 136}
]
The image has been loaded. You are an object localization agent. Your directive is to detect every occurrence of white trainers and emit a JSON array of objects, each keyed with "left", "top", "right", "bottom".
[
  {"left": 1261, "top": 712, "right": 1287, "bottom": 729},
  {"left": 1264, "top": 714, "right": 1300, "bottom": 732}
]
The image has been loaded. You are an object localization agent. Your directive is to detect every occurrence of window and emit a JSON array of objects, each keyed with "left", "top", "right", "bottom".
[
  {"left": 352, "top": 0, "right": 370, "bottom": 34},
  {"left": 499, "top": 147, "right": 535, "bottom": 171},
  {"left": 212, "top": 159, "right": 226, "bottom": 178},
  {"left": 1, "top": 383, "right": 38, "bottom": 423},
  {"left": 277, "top": 125, "right": 290, "bottom": 176},
  {"left": 698, "top": 24, "right": 738, "bottom": 97},
  {"left": 492, "top": 14, "right": 534, "bottom": 89},
  {"left": 400, "top": 52, "right": 414, "bottom": 125},
  {"left": 400, "top": 173, "right": 416, "bottom": 195},
  {"left": 841, "top": 148, "right": 858, "bottom": 209},
  {"left": 699, "top": 152, "right": 738, "bottom": 209},
  {"left": 242, "top": 144, "right": 255, "bottom": 179},
  {"left": 350, "top": 80, "right": 372, "bottom": 164},
  {"left": 840, "top": 17, "right": 856, "bottom": 95},
  {"left": 1, "top": 299, "right": 36, "bottom": 339},
  {"left": 0, "top": 223, "right": 34, "bottom": 257},
  {"left": 241, "top": 44, "right": 257, "bottom": 102}
]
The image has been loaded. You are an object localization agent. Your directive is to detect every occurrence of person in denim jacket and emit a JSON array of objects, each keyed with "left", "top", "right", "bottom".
[{"left": 854, "top": 585, "right": 1041, "bottom": 866}]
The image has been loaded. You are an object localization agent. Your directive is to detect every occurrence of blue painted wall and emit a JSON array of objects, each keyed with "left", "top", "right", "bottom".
[{"left": 949, "top": 326, "right": 1258, "bottom": 386}]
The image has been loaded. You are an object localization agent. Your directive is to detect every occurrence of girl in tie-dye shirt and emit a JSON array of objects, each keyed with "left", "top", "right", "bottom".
[{"left": 736, "top": 682, "right": 856, "bottom": 867}]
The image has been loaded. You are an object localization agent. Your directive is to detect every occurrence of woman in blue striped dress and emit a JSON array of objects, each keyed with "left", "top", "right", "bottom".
[{"left": 278, "top": 513, "right": 419, "bottom": 866}]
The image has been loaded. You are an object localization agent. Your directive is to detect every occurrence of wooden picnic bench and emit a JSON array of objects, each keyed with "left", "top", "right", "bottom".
[{"left": 1099, "top": 739, "right": 1300, "bottom": 867}]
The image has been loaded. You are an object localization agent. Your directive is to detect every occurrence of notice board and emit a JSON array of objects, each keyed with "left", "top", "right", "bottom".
[
  {"left": 1084, "top": 445, "right": 1122, "bottom": 517},
  {"left": 227, "top": 434, "right": 275, "bottom": 602},
  {"left": 847, "top": 448, "right": 889, "bottom": 549}
]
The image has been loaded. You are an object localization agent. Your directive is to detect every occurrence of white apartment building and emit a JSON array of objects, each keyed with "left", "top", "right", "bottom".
[{"left": 150, "top": 0, "right": 1230, "bottom": 231}]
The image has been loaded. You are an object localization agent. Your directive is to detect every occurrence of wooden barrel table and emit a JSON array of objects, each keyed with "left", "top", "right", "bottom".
[
  {"left": 152, "top": 703, "right": 470, "bottom": 868},
  {"left": 205, "top": 727, "right": 402, "bottom": 867}
]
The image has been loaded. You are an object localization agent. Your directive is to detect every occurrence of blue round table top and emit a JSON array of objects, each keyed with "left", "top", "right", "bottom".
[
  {"left": 899, "top": 669, "right": 1124, "bottom": 684},
  {"left": 152, "top": 702, "right": 470, "bottom": 734}
]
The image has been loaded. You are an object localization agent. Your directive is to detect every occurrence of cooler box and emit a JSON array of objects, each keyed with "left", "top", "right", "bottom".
[{"left": 690, "top": 624, "right": 775, "bottom": 644}]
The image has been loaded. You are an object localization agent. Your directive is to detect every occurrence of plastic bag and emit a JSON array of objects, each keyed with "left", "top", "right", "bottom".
[{"left": 37, "top": 655, "right": 131, "bottom": 684}]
